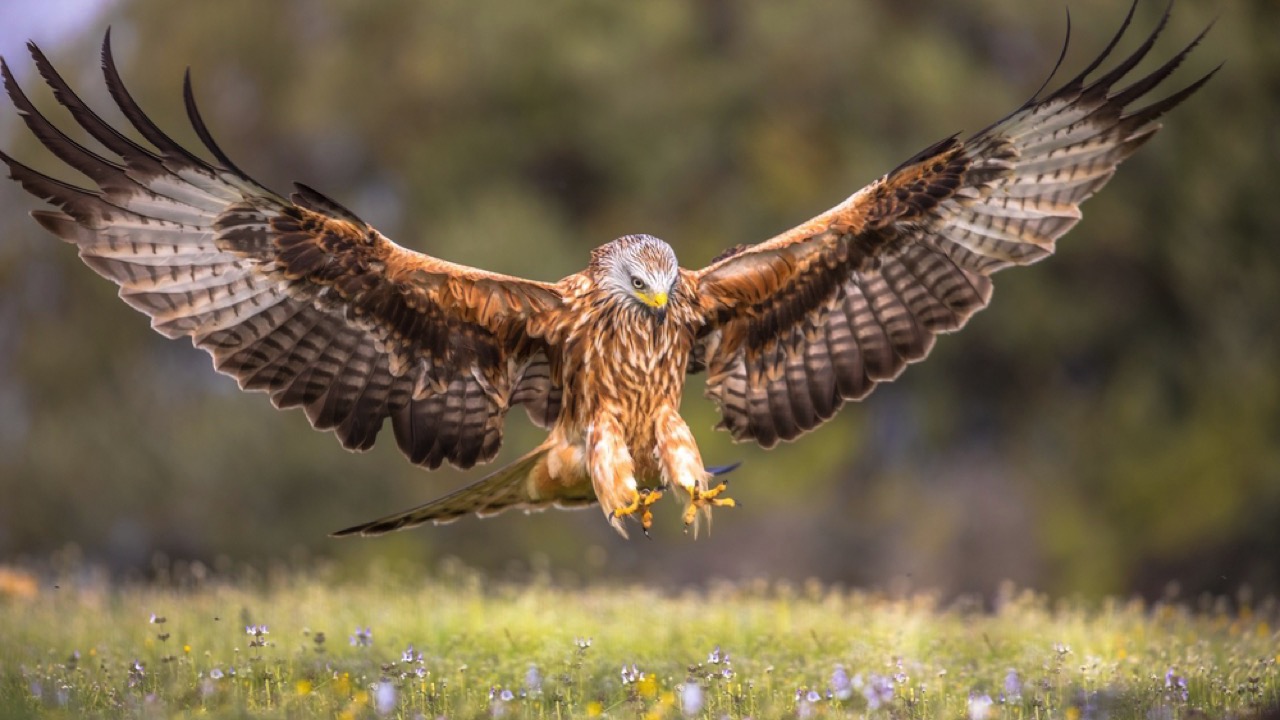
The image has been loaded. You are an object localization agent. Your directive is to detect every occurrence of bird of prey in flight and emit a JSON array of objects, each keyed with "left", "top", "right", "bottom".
[{"left": 1, "top": 2, "right": 1213, "bottom": 538}]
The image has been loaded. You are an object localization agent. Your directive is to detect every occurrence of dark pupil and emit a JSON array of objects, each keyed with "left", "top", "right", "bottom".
[{"left": 631, "top": 277, "right": 644, "bottom": 289}]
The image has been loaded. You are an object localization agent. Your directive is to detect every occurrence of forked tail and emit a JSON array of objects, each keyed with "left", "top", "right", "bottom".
[{"left": 331, "top": 446, "right": 550, "bottom": 537}]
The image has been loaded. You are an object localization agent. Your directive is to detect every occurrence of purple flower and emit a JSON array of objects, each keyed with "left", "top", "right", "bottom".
[
  {"left": 621, "top": 664, "right": 644, "bottom": 685},
  {"left": 244, "top": 624, "right": 270, "bottom": 647},
  {"left": 862, "top": 673, "right": 894, "bottom": 710},
  {"left": 968, "top": 692, "right": 994, "bottom": 720},
  {"left": 128, "top": 659, "right": 146, "bottom": 688},
  {"left": 489, "top": 686, "right": 510, "bottom": 718},
  {"left": 1165, "top": 668, "right": 1188, "bottom": 702},
  {"left": 830, "top": 664, "right": 853, "bottom": 701},
  {"left": 708, "top": 645, "right": 726, "bottom": 664},
  {"left": 209, "top": 668, "right": 224, "bottom": 680},
  {"left": 374, "top": 682, "right": 397, "bottom": 716},
  {"left": 680, "top": 683, "right": 705, "bottom": 716},
  {"left": 796, "top": 689, "right": 817, "bottom": 720},
  {"left": 350, "top": 627, "right": 373, "bottom": 647},
  {"left": 525, "top": 664, "right": 542, "bottom": 694},
  {"left": 401, "top": 644, "right": 422, "bottom": 664},
  {"left": 1003, "top": 669, "right": 1022, "bottom": 701}
]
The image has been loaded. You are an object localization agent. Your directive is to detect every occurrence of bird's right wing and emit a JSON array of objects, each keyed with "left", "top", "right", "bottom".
[{"left": 2, "top": 34, "right": 566, "bottom": 470}]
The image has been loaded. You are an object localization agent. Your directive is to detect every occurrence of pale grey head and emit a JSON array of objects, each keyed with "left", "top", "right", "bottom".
[{"left": 590, "top": 234, "right": 679, "bottom": 316}]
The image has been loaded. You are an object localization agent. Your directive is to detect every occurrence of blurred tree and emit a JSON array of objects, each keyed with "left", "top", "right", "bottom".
[{"left": 0, "top": 0, "right": 1271, "bottom": 598}]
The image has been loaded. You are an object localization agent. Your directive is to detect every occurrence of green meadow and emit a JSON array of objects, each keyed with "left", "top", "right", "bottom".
[{"left": 1, "top": 562, "right": 1276, "bottom": 719}]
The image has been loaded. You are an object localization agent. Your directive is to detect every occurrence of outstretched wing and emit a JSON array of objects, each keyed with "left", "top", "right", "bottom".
[
  {"left": 690, "top": 2, "right": 1216, "bottom": 448},
  {"left": 2, "top": 34, "right": 565, "bottom": 470}
]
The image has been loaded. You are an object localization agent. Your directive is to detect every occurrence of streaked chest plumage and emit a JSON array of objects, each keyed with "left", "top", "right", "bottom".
[{"left": 557, "top": 284, "right": 700, "bottom": 457}]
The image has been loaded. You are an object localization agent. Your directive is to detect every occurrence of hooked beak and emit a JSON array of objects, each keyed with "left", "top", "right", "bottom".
[{"left": 639, "top": 290, "right": 669, "bottom": 320}]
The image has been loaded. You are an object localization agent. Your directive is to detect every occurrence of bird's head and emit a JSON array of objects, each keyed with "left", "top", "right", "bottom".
[{"left": 591, "top": 234, "right": 679, "bottom": 319}]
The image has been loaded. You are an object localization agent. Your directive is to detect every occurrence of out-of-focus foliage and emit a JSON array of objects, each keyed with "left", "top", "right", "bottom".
[{"left": 0, "top": 0, "right": 1273, "bottom": 598}]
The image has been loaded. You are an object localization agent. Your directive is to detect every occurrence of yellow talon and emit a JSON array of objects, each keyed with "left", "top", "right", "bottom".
[
  {"left": 682, "top": 481, "right": 737, "bottom": 528},
  {"left": 611, "top": 488, "right": 664, "bottom": 535}
]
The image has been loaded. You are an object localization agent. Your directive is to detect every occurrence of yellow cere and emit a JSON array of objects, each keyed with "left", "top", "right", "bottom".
[{"left": 639, "top": 290, "right": 668, "bottom": 308}]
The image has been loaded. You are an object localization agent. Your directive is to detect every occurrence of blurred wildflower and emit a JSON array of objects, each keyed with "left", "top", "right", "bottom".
[
  {"left": 209, "top": 668, "right": 224, "bottom": 680},
  {"left": 1164, "top": 668, "right": 1188, "bottom": 702},
  {"left": 621, "top": 664, "right": 645, "bottom": 685},
  {"left": 401, "top": 644, "right": 422, "bottom": 664},
  {"left": 1003, "top": 669, "right": 1022, "bottom": 702},
  {"left": 246, "top": 624, "right": 269, "bottom": 647},
  {"left": 968, "top": 692, "right": 994, "bottom": 720},
  {"left": 831, "top": 664, "right": 853, "bottom": 701},
  {"left": 350, "top": 627, "right": 373, "bottom": 647},
  {"left": 149, "top": 613, "right": 166, "bottom": 624},
  {"left": 680, "top": 682, "right": 705, "bottom": 716},
  {"left": 489, "top": 686, "right": 515, "bottom": 717},
  {"left": 1054, "top": 643, "right": 1071, "bottom": 656},
  {"left": 862, "top": 674, "right": 894, "bottom": 710},
  {"left": 525, "top": 664, "right": 542, "bottom": 694},
  {"left": 796, "top": 688, "right": 818, "bottom": 719},
  {"left": 708, "top": 645, "right": 726, "bottom": 664},
  {"left": 128, "top": 659, "right": 146, "bottom": 688},
  {"left": 374, "top": 681, "right": 396, "bottom": 716},
  {"left": 575, "top": 637, "right": 593, "bottom": 650}
]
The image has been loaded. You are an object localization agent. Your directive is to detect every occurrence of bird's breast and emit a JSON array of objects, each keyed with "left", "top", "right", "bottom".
[{"left": 559, "top": 298, "right": 695, "bottom": 454}]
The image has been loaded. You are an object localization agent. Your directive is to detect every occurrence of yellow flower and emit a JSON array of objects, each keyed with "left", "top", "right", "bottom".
[
  {"left": 296, "top": 680, "right": 312, "bottom": 696},
  {"left": 638, "top": 675, "right": 658, "bottom": 698},
  {"left": 334, "top": 673, "right": 351, "bottom": 697},
  {"left": 587, "top": 701, "right": 604, "bottom": 717},
  {"left": 183, "top": 645, "right": 191, "bottom": 654}
]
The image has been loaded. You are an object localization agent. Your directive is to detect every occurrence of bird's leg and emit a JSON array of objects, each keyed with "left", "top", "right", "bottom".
[
  {"left": 653, "top": 407, "right": 736, "bottom": 535},
  {"left": 587, "top": 413, "right": 652, "bottom": 537}
]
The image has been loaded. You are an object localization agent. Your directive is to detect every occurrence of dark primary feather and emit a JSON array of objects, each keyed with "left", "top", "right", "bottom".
[
  {"left": 691, "top": 0, "right": 1216, "bottom": 448},
  {"left": 2, "top": 33, "right": 565, "bottom": 470}
]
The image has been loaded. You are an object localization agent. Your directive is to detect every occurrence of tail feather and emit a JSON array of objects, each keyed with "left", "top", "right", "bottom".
[{"left": 331, "top": 447, "right": 549, "bottom": 537}]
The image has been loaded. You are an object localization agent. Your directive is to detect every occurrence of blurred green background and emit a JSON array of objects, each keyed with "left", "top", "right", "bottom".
[{"left": 0, "top": 0, "right": 1273, "bottom": 599}]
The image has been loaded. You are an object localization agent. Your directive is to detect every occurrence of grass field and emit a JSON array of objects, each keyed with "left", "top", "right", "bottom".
[{"left": 1, "top": 561, "right": 1277, "bottom": 719}]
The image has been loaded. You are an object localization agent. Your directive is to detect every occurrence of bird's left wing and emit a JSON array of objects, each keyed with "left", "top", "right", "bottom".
[
  {"left": 689, "top": 3, "right": 1215, "bottom": 448},
  {"left": 2, "top": 36, "right": 565, "bottom": 470}
]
